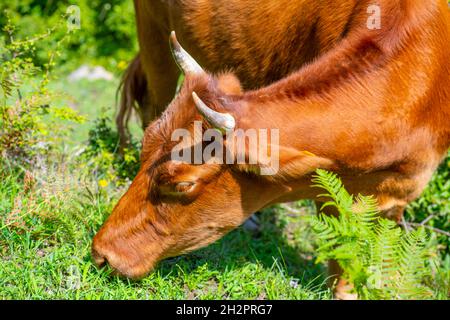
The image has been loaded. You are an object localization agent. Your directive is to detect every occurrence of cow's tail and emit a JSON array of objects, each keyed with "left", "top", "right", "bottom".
[{"left": 116, "top": 54, "right": 148, "bottom": 149}]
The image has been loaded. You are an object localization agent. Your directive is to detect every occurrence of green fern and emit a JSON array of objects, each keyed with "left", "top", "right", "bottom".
[{"left": 310, "top": 169, "right": 434, "bottom": 299}]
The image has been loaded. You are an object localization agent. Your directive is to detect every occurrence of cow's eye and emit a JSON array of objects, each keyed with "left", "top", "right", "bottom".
[
  {"left": 174, "top": 181, "right": 195, "bottom": 193},
  {"left": 155, "top": 176, "right": 201, "bottom": 202}
]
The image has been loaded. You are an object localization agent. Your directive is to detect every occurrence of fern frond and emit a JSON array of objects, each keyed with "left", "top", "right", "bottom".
[
  {"left": 312, "top": 169, "right": 353, "bottom": 216},
  {"left": 394, "top": 227, "right": 432, "bottom": 299},
  {"left": 310, "top": 169, "right": 434, "bottom": 300},
  {"left": 353, "top": 194, "right": 379, "bottom": 225},
  {"left": 369, "top": 219, "right": 402, "bottom": 290}
]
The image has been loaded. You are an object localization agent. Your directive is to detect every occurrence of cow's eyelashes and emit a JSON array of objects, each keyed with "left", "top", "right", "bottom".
[{"left": 158, "top": 181, "right": 196, "bottom": 196}]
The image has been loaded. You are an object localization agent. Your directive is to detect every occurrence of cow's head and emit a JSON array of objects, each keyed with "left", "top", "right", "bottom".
[{"left": 91, "top": 32, "right": 286, "bottom": 279}]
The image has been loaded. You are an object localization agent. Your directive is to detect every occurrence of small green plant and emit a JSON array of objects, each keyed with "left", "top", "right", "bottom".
[
  {"left": 83, "top": 115, "right": 140, "bottom": 185},
  {"left": 310, "top": 169, "right": 436, "bottom": 299}
]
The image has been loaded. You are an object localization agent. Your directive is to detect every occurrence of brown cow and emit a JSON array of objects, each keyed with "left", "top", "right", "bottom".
[{"left": 94, "top": 0, "right": 450, "bottom": 298}]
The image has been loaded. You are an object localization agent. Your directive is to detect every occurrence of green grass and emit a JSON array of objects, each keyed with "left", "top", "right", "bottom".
[
  {"left": 48, "top": 77, "right": 143, "bottom": 144},
  {"left": 0, "top": 161, "right": 329, "bottom": 299}
]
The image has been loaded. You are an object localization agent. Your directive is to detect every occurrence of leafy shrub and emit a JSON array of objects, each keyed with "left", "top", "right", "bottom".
[
  {"left": 310, "top": 169, "right": 440, "bottom": 299},
  {"left": 0, "top": 14, "right": 85, "bottom": 164}
]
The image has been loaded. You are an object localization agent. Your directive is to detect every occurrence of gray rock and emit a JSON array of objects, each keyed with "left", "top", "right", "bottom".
[{"left": 68, "top": 65, "right": 114, "bottom": 82}]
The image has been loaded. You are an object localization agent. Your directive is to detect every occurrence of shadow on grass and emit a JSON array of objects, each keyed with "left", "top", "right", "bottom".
[{"left": 153, "top": 206, "right": 326, "bottom": 290}]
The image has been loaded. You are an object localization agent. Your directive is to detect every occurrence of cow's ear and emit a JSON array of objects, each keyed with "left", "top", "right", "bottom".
[
  {"left": 216, "top": 73, "right": 243, "bottom": 96},
  {"left": 270, "top": 146, "right": 333, "bottom": 180},
  {"left": 234, "top": 144, "right": 333, "bottom": 179}
]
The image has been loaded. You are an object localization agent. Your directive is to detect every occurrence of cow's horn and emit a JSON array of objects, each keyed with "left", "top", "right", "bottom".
[
  {"left": 170, "top": 31, "right": 204, "bottom": 75},
  {"left": 192, "top": 92, "right": 235, "bottom": 132}
]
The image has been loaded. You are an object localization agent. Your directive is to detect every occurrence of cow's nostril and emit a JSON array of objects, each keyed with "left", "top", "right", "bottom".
[{"left": 91, "top": 247, "right": 107, "bottom": 268}]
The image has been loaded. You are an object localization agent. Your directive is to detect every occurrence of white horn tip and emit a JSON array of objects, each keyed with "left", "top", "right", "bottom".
[
  {"left": 191, "top": 91, "right": 201, "bottom": 104},
  {"left": 169, "top": 31, "right": 179, "bottom": 49},
  {"left": 192, "top": 92, "right": 236, "bottom": 132}
]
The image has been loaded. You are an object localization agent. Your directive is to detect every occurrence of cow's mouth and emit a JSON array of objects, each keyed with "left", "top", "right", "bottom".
[
  {"left": 91, "top": 230, "right": 166, "bottom": 280},
  {"left": 91, "top": 250, "right": 154, "bottom": 280}
]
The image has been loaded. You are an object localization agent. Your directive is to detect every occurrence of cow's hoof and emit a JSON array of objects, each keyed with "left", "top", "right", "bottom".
[
  {"left": 334, "top": 290, "right": 358, "bottom": 300},
  {"left": 243, "top": 214, "right": 261, "bottom": 233},
  {"left": 334, "top": 283, "right": 358, "bottom": 300}
]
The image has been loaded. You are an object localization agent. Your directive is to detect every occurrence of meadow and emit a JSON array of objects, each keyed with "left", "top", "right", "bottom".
[{"left": 0, "top": 1, "right": 449, "bottom": 300}]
